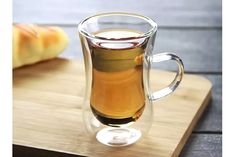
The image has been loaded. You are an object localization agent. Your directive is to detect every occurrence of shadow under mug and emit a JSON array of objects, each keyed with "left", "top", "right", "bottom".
[{"left": 78, "top": 12, "right": 184, "bottom": 147}]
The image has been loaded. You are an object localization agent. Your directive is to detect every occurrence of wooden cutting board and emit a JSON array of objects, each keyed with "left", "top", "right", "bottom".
[{"left": 13, "top": 58, "right": 212, "bottom": 157}]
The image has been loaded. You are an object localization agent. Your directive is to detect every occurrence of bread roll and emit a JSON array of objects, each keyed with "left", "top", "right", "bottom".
[{"left": 13, "top": 24, "right": 69, "bottom": 68}]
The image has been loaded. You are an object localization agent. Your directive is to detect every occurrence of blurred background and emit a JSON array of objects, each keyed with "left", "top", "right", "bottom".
[
  {"left": 13, "top": 0, "right": 222, "bottom": 156},
  {"left": 13, "top": 0, "right": 222, "bottom": 72}
]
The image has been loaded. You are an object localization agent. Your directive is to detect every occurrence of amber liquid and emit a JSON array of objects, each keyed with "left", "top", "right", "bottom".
[{"left": 90, "top": 29, "right": 147, "bottom": 126}]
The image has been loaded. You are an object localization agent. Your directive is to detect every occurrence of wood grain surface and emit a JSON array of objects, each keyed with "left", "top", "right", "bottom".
[
  {"left": 181, "top": 134, "right": 222, "bottom": 157},
  {"left": 193, "top": 75, "right": 222, "bottom": 132},
  {"left": 13, "top": 59, "right": 212, "bottom": 157},
  {"left": 13, "top": 134, "right": 222, "bottom": 157}
]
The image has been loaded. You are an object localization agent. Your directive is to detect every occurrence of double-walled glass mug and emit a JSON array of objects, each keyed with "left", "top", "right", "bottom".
[{"left": 78, "top": 12, "right": 184, "bottom": 147}]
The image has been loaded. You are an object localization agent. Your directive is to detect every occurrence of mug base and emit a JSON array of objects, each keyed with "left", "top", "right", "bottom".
[{"left": 96, "top": 127, "right": 141, "bottom": 147}]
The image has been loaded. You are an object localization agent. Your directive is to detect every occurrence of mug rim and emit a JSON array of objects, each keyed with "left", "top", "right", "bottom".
[{"left": 78, "top": 12, "right": 158, "bottom": 41}]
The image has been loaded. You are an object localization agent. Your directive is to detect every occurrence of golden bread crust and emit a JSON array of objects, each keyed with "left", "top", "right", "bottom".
[{"left": 13, "top": 24, "right": 69, "bottom": 68}]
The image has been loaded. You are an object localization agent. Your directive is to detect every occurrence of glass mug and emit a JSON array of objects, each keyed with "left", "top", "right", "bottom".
[{"left": 78, "top": 12, "right": 184, "bottom": 147}]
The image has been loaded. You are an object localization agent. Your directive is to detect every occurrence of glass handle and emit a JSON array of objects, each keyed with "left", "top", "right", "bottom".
[{"left": 148, "top": 52, "right": 184, "bottom": 101}]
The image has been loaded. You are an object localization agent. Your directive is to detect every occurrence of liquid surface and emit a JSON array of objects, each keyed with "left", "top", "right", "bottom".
[
  {"left": 94, "top": 29, "right": 143, "bottom": 39},
  {"left": 90, "top": 29, "right": 147, "bottom": 126}
]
